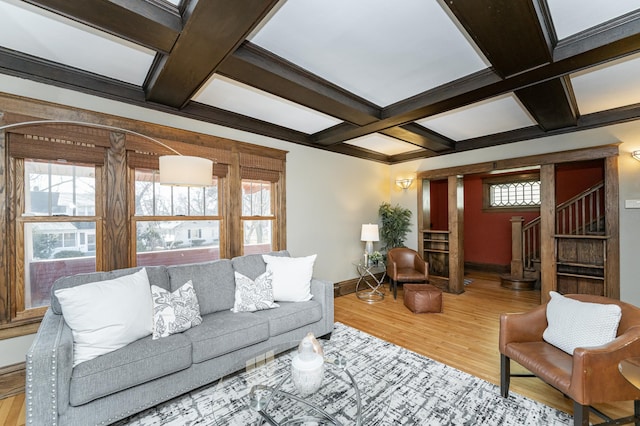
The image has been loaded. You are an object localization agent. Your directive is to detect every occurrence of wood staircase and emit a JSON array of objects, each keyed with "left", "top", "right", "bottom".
[{"left": 505, "top": 182, "right": 605, "bottom": 292}]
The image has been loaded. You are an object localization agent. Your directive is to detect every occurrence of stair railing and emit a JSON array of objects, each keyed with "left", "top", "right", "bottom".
[{"left": 519, "top": 182, "right": 604, "bottom": 271}]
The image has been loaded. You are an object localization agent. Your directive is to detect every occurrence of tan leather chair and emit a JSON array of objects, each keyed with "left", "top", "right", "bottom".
[
  {"left": 386, "top": 248, "right": 428, "bottom": 299},
  {"left": 500, "top": 294, "right": 640, "bottom": 425}
]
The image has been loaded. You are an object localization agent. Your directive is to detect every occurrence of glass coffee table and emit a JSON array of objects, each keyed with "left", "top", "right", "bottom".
[{"left": 211, "top": 340, "right": 362, "bottom": 425}]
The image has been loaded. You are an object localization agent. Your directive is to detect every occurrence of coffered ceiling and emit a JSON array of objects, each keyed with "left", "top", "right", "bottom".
[{"left": 1, "top": 0, "right": 639, "bottom": 164}]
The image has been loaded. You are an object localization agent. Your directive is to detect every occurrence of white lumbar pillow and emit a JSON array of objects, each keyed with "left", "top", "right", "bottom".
[
  {"left": 262, "top": 254, "right": 317, "bottom": 302},
  {"left": 543, "top": 291, "right": 622, "bottom": 355},
  {"left": 54, "top": 268, "right": 153, "bottom": 367}
]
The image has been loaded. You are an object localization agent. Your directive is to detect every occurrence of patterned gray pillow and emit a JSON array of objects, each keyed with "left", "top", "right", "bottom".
[
  {"left": 151, "top": 280, "right": 202, "bottom": 339},
  {"left": 231, "top": 270, "right": 280, "bottom": 313}
]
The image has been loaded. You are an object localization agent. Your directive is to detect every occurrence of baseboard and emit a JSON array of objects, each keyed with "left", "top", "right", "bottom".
[
  {"left": 334, "top": 278, "right": 358, "bottom": 297},
  {"left": 464, "top": 261, "right": 509, "bottom": 275},
  {"left": 0, "top": 362, "right": 25, "bottom": 399},
  {"left": 334, "top": 274, "right": 386, "bottom": 297}
]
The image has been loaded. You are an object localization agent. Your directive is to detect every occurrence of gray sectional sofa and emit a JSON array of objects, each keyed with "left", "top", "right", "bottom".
[{"left": 26, "top": 251, "right": 334, "bottom": 426}]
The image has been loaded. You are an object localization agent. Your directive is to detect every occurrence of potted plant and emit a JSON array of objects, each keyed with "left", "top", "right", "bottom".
[{"left": 378, "top": 202, "right": 412, "bottom": 252}]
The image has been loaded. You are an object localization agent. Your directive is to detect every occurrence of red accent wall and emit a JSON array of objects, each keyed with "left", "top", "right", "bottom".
[
  {"left": 463, "top": 175, "right": 539, "bottom": 266},
  {"left": 462, "top": 160, "right": 604, "bottom": 267},
  {"left": 429, "top": 179, "right": 448, "bottom": 230},
  {"left": 556, "top": 160, "right": 604, "bottom": 204}
]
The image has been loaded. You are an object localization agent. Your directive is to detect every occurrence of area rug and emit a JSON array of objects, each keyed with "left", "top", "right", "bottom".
[{"left": 117, "top": 323, "right": 572, "bottom": 425}]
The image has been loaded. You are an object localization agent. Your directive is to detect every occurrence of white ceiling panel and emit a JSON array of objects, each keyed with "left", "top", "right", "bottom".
[
  {"left": 547, "top": 0, "right": 639, "bottom": 40},
  {"left": 570, "top": 52, "right": 640, "bottom": 115},
  {"left": 416, "top": 94, "right": 536, "bottom": 141},
  {"left": 250, "top": 0, "right": 487, "bottom": 107},
  {"left": 194, "top": 75, "right": 343, "bottom": 134},
  {"left": 0, "top": 0, "right": 154, "bottom": 85},
  {"left": 345, "top": 133, "right": 418, "bottom": 156}
]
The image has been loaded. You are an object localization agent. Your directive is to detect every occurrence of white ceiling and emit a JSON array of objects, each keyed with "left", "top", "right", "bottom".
[
  {"left": 194, "top": 74, "right": 343, "bottom": 134},
  {"left": 248, "top": 0, "right": 488, "bottom": 107},
  {"left": 0, "top": 0, "right": 155, "bottom": 85},
  {"left": 546, "top": 0, "right": 639, "bottom": 40},
  {"left": 0, "top": 0, "right": 639, "bottom": 158}
]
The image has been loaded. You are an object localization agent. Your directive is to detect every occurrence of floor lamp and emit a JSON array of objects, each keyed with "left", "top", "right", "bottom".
[{"left": 0, "top": 119, "right": 214, "bottom": 187}]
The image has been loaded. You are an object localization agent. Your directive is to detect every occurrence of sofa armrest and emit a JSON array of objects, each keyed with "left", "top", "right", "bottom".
[
  {"left": 499, "top": 304, "right": 548, "bottom": 353},
  {"left": 26, "top": 309, "right": 74, "bottom": 425},
  {"left": 569, "top": 325, "right": 640, "bottom": 405},
  {"left": 310, "top": 278, "right": 334, "bottom": 335}
]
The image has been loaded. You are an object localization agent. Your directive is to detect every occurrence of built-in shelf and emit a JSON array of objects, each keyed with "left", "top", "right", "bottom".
[
  {"left": 555, "top": 234, "right": 608, "bottom": 295},
  {"left": 422, "top": 230, "right": 450, "bottom": 286}
]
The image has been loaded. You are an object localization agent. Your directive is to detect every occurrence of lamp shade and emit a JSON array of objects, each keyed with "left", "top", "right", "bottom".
[
  {"left": 360, "top": 224, "right": 379, "bottom": 242},
  {"left": 159, "top": 155, "right": 213, "bottom": 187}
]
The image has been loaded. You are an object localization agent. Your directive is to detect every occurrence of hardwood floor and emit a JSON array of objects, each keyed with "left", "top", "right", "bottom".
[
  {"left": 335, "top": 273, "right": 634, "bottom": 424},
  {"left": 0, "top": 273, "right": 633, "bottom": 425}
]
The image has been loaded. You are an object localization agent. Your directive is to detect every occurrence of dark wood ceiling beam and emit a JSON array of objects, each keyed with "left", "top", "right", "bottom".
[
  {"left": 455, "top": 102, "right": 640, "bottom": 153},
  {"left": 314, "top": 20, "right": 640, "bottom": 146},
  {"left": 220, "top": 42, "right": 442, "bottom": 151},
  {"left": 23, "top": 0, "right": 181, "bottom": 53},
  {"left": 218, "top": 42, "right": 380, "bottom": 126},
  {"left": 389, "top": 149, "right": 441, "bottom": 163},
  {"left": 145, "top": 0, "right": 279, "bottom": 108},
  {"left": 180, "top": 102, "right": 311, "bottom": 145},
  {"left": 324, "top": 144, "right": 391, "bottom": 164},
  {"left": 515, "top": 77, "right": 578, "bottom": 131},
  {"left": 381, "top": 123, "right": 455, "bottom": 151},
  {"left": 0, "top": 47, "right": 145, "bottom": 102},
  {"left": 446, "top": 0, "right": 552, "bottom": 77},
  {"left": 554, "top": 10, "right": 640, "bottom": 61}
]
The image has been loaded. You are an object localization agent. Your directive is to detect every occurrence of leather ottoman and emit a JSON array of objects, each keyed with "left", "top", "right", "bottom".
[{"left": 403, "top": 284, "right": 442, "bottom": 313}]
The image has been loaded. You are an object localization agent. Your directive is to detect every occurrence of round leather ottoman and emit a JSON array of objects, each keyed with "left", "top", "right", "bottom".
[{"left": 403, "top": 283, "right": 443, "bottom": 313}]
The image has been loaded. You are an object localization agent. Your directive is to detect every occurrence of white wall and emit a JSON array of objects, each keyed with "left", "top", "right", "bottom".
[
  {"left": 390, "top": 121, "right": 640, "bottom": 306},
  {"left": 0, "top": 74, "right": 389, "bottom": 366}
]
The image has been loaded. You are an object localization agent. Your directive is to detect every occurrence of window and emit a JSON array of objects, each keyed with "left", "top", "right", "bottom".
[
  {"left": 241, "top": 179, "right": 274, "bottom": 255},
  {"left": 133, "top": 169, "right": 221, "bottom": 266},
  {"left": 16, "top": 160, "right": 99, "bottom": 319},
  {"left": 483, "top": 174, "right": 541, "bottom": 211},
  {"left": 1, "top": 110, "right": 286, "bottom": 335}
]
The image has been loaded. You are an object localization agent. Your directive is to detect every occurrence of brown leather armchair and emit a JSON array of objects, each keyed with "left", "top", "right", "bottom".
[
  {"left": 386, "top": 248, "right": 428, "bottom": 299},
  {"left": 500, "top": 294, "right": 640, "bottom": 425}
]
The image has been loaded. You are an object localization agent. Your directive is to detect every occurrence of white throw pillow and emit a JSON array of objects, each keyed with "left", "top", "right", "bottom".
[
  {"left": 54, "top": 268, "right": 153, "bottom": 367},
  {"left": 151, "top": 280, "right": 203, "bottom": 339},
  {"left": 262, "top": 254, "right": 316, "bottom": 302},
  {"left": 231, "top": 271, "right": 280, "bottom": 313},
  {"left": 543, "top": 291, "right": 622, "bottom": 354}
]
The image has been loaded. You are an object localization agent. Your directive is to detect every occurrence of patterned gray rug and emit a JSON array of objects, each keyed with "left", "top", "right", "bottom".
[{"left": 118, "top": 323, "right": 572, "bottom": 425}]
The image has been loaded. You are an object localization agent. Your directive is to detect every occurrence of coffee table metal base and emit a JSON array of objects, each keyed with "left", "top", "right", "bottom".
[{"left": 249, "top": 356, "right": 361, "bottom": 426}]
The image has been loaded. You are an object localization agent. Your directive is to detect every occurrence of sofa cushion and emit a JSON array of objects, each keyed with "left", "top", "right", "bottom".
[
  {"left": 231, "top": 250, "right": 289, "bottom": 280},
  {"left": 252, "top": 300, "right": 323, "bottom": 336},
  {"left": 184, "top": 310, "right": 269, "bottom": 363},
  {"left": 263, "top": 254, "right": 316, "bottom": 302},
  {"left": 69, "top": 333, "right": 192, "bottom": 406},
  {"left": 167, "top": 260, "right": 235, "bottom": 315},
  {"left": 543, "top": 291, "right": 622, "bottom": 354},
  {"left": 151, "top": 280, "right": 202, "bottom": 339},
  {"left": 54, "top": 268, "right": 154, "bottom": 367},
  {"left": 231, "top": 271, "right": 279, "bottom": 313},
  {"left": 51, "top": 265, "right": 169, "bottom": 314}
]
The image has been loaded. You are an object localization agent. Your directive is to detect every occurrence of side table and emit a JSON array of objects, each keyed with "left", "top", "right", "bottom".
[{"left": 353, "top": 260, "right": 386, "bottom": 303}]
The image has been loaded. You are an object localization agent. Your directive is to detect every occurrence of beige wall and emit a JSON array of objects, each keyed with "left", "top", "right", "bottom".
[
  {"left": 3, "top": 73, "right": 640, "bottom": 367},
  {"left": 0, "top": 74, "right": 389, "bottom": 366}
]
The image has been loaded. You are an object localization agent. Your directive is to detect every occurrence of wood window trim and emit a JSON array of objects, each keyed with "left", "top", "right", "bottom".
[{"left": 0, "top": 95, "right": 288, "bottom": 337}]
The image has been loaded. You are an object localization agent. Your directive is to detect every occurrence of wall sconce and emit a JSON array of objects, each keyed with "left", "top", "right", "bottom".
[
  {"left": 0, "top": 120, "right": 214, "bottom": 187},
  {"left": 632, "top": 151, "right": 640, "bottom": 161},
  {"left": 395, "top": 178, "right": 413, "bottom": 190}
]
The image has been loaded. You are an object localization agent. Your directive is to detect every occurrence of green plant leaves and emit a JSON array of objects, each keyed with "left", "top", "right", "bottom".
[{"left": 378, "top": 202, "right": 412, "bottom": 251}]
